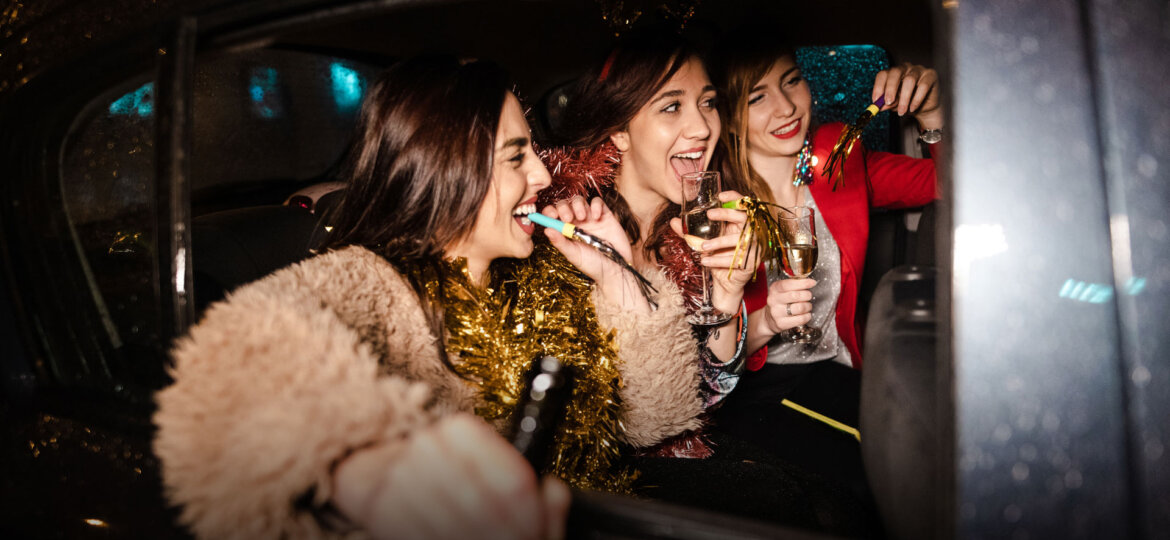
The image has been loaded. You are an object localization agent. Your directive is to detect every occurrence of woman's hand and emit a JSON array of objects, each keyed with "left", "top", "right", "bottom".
[
  {"left": 332, "top": 414, "right": 570, "bottom": 540},
  {"left": 541, "top": 196, "right": 634, "bottom": 281},
  {"left": 542, "top": 196, "right": 651, "bottom": 313},
  {"left": 872, "top": 63, "right": 943, "bottom": 131},
  {"left": 669, "top": 190, "right": 759, "bottom": 315},
  {"left": 763, "top": 278, "right": 815, "bottom": 335}
]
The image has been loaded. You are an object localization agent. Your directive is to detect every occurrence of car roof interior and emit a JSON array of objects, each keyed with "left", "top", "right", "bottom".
[{"left": 266, "top": 0, "right": 937, "bottom": 103}]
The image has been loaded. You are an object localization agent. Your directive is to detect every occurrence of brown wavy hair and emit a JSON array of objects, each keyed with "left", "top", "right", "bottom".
[
  {"left": 323, "top": 56, "right": 512, "bottom": 370},
  {"left": 558, "top": 26, "right": 706, "bottom": 260},
  {"left": 710, "top": 26, "right": 798, "bottom": 204}
]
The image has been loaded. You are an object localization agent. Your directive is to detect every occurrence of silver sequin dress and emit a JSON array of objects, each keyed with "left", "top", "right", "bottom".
[{"left": 765, "top": 188, "right": 853, "bottom": 367}]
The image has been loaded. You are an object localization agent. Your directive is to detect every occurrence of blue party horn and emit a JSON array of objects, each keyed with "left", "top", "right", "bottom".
[
  {"left": 527, "top": 212, "right": 576, "bottom": 237},
  {"left": 526, "top": 212, "right": 658, "bottom": 305}
]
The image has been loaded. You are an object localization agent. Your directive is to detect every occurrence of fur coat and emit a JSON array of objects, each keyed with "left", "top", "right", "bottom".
[{"left": 154, "top": 245, "right": 703, "bottom": 539}]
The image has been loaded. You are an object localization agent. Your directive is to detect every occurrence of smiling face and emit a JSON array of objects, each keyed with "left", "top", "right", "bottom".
[
  {"left": 448, "top": 93, "right": 551, "bottom": 279},
  {"left": 744, "top": 55, "right": 812, "bottom": 161},
  {"left": 611, "top": 56, "right": 720, "bottom": 208}
]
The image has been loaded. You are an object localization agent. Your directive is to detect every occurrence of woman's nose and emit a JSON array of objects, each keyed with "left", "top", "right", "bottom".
[
  {"left": 529, "top": 161, "right": 552, "bottom": 193},
  {"left": 773, "top": 92, "right": 797, "bottom": 118},
  {"left": 683, "top": 107, "right": 712, "bottom": 141}
]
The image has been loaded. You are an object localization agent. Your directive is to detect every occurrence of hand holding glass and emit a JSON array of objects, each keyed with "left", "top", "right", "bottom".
[
  {"left": 778, "top": 206, "right": 822, "bottom": 343},
  {"left": 680, "top": 171, "right": 733, "bottom": 326}
]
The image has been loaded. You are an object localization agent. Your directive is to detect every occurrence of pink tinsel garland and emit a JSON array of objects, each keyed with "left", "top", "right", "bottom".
[
  {"left": 539, "top": 143, "right": 703, "bottom": 313},
  {"left": 536, "top": 142, "right": 621, "bottom": 207}
]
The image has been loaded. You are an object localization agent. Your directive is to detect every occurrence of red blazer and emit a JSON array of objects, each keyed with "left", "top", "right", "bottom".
[{"left": 744, "top": 122, "right": 937, "bottom": 370}]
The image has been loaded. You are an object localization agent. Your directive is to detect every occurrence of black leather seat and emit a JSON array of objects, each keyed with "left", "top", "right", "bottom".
[{"left": 191, "top": 201, "right": 333, "bottom": 315}]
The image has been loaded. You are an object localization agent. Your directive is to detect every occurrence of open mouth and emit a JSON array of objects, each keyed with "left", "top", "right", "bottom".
[
  {"left": 670, "top": 149, "right": 705, "bottom": 180},
  {"left": 512, "top": 200, "right": 537, "bottom": 235},
  {"left": 771, "top": 119, "right": 802, "bottom": 140}
]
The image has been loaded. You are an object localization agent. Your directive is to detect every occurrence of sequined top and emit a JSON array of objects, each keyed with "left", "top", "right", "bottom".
[{"left": 765, "top": 188, "right": 853, "bottom": 367}]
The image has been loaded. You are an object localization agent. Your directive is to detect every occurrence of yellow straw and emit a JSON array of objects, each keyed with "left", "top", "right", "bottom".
[{"left": 781, "top": 399, "right": 861, "bottom": 442}]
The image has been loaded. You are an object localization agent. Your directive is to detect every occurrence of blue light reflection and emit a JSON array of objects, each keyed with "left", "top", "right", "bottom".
[
  {"left": 249, "top": 67, "right": 282, "bottom": 119},
  {"left": 1124, "top": 277, "right": 1147, "bottom": 295},
  {"left": 109, "top": 83, "right": 154, "bottom": 117},
  {"left": 1059, "top": 277, "right": 1147, "bottom": 304},
  {"left": 331, "top": 63, "right": 364, "bottom": 112}
]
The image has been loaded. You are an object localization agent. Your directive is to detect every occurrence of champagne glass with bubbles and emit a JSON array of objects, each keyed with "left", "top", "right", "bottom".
[
  {"left": 778, "top": 206, "right": 822, "bottom": 342},
  {"left": 680, "top": 171, "right": 733, "bottom": 326}
]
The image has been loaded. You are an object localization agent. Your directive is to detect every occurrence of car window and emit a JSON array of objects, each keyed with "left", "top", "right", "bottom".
[
  {"left": 53, "top": 49, "right": 380, "bottom": 389},
  {"left": 191, "top": 49, "right": 381, "bottom": 214},
  {"left": 60, "top": 75, "right": 162, "bottom": 387}
]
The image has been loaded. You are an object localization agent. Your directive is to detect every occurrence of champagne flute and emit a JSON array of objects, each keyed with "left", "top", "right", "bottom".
[
  {"left": 680, "top": 171, "right": 732, "bottom": 326},
  {"left": 778, "top": 206, "right": 822, "bottom": 343}
]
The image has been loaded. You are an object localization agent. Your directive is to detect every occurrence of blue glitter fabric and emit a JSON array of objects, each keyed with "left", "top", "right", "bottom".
[{"left": 795, "top": 45, "right": 892, "bottom": 152}]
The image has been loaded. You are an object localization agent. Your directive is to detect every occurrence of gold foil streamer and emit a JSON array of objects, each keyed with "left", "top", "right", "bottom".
[
  {"left": 412, "top": 243, "right": 634, "bottom": 493},
  {"left": 822, "top": 101, "right": 883, "bottom": 191},
  {"left": 724, "top": 196, "right": 788, "bottom": 280}
]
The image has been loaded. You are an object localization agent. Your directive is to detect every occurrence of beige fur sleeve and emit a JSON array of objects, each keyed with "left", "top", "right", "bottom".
[
  {"left": 592, "top": 268, "right": 703, "bottom": 448},
  {"left": 154, "top": 265, "right": 436, "bottom": 539}
]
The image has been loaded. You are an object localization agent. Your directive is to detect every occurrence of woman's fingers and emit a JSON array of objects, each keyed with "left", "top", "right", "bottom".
[
  {"left": 589, "top": 197, "right": 605, "bottom": 222},
  {"left": 716, "top": 190, "right": 744, "bottom": 203},
  {"left": 871, "top": 68, "right": 886, "bottom": 105},
  {"left": 770, "top": 277, "right": 815, "bottom": 294},
  {"left": 763, "top": 278, "right": 816, "bottom": 333},
  {"left": 873, "top": 63, "right": 940, "bottom": 117},
  {"left": 553, "top": 196, "right": 587, "bottom": 223},
  {"left": 700, "top": 252, "right": 754, "bottom": 269},
  {"left": 569, "top": 196, "right": 590, "bottom": 222},
  {"left": 879, "top": 65, "right": 904, "bottom": 110},
  {"left": 909, "top": 68, "right": 937, "bottom": 111},
  {"left": 345, "top": 414, "right": 550, "bottom": 540},
  {"left": 776, "top": 301, "right": 813, "bottom": 316},
  {"left": 698, "top": 233, "right": 744, "bottom": 252},
  {"left": 541, "top": 477, "right": 571, "bottom": 540},
  {"left": 771, "top": 310, "right": 813, "bottom": 331},
  {"left": 704, "top": 207, "right": 746, "bottom": 225},
  {"left": 544, "top": 227, "right": 569, "bottom": 249},
  {"left": 439, "top": 415, "right": 544, "bottom": 539},
  {"left": 542, "top": 196, "right": 590, "bottom": 224},
  {"left": 769, "top": 285, "right": 815, "bottom": 306},
  {"left": 545, "top": 196, "right": 611, "bottom": 226},
  {"left": 897, "top": 67, "right": 921, "bottom": 116}
]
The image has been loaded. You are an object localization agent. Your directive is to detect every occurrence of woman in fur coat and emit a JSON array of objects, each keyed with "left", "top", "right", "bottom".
[{"left": 154, "top": 57, "right": 704, "bottom": 540}]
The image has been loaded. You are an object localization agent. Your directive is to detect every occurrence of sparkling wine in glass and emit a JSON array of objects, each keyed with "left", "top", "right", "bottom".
[
  {"left": 680, "top": 171, "right": 732, "bottom": 326},
  {"left": 779, "top": 206, "right": 822, "bottom": 343}
]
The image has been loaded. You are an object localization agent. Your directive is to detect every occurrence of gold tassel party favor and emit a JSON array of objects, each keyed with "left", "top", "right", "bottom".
[{"left": 822, "top": 96, "right": 885, "bottom": 191}]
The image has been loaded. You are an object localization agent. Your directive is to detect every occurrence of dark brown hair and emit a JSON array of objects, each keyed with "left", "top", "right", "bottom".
[
  {"left": 324, "top": 57, "right": 509, "bottom": 259},
  {"left": 559, "top": 26, "right": 700, "bottom": 258},
  {"left": 710, "top": 25, "right": 798, "bottom": 204},
  {"left": 323, "top": 56, "right": 511, "bottom": 368}
]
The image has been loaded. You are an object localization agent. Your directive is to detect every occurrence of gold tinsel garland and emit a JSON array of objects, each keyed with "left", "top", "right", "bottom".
[{"left": 410, "top": 242, "right": 634, "bottom": 493}]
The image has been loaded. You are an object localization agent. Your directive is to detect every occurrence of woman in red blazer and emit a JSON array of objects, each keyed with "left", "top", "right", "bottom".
[
  {"left": 715, "top": 40, "right": 941, "bottom": 371},
  {"left": 709, "top": 27, "right": 941, "bottom": 501}
]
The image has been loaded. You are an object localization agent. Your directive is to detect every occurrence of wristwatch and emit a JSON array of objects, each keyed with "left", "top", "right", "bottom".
[{"left": 918, "top": 128, "right": 943, "bottom": 144}]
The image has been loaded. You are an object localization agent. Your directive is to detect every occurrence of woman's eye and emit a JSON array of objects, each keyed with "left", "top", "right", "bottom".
[
  {"left": 748, "top": 94, "right": 764, "bottom": 105},
  {"left": 509, "top": 152, "right": 525, "bottom": 165},
  {"left": 701, "top": 96, "right": 718, "bottom": 109},
  {"left": 784, "top": 75, "right": 804, "bottom": 87},
  {"left": 661, "top": 102, "right": 680, "bottom": 113}
]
